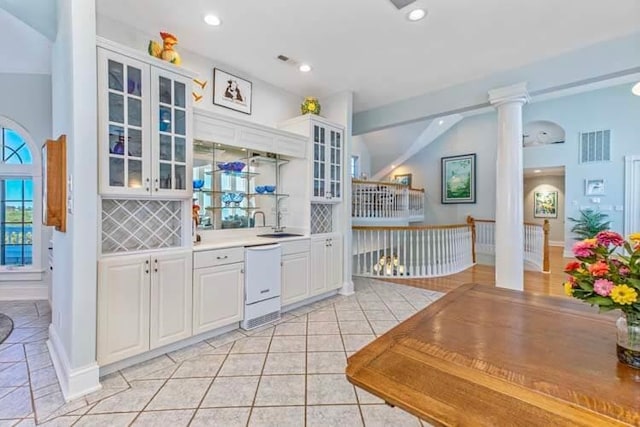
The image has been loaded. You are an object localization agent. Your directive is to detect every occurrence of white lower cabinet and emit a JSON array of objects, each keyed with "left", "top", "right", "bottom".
[
  {"left": 97, "top": 254, "right": 150, "bottom": 365},
  {"left": 282, "top": 251, "right": 310, "bottom": 306},
  {"left": 150, "top": 250, "right": 193, "bottom": 349},
  {"left": 309, "top": 234, "right": 343, "bottom": 296},
  {"left": 97, "top": 249, "right": 192, "bottom": 366},
  {"left": 192, "top": 262, "right": 244, "bottom": 335}
]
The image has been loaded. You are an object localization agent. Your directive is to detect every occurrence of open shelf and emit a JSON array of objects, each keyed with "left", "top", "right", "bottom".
[
  {"left": 247, "top": 155, "right": 290, "bottom": 166},
  {"left": 205, "top": 206, "right": 262, "bottom": 211},
  {"left": 248, "top": 193, "right": 289, "bottom": 198},
  {"left": 205, "top": 170, "right": 260, "bottom": 177}
]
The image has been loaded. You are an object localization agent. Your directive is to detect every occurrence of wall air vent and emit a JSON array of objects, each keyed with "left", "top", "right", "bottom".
[
  {"left": 579, "top": 130, "right": 611, "bottom": 163},
  {"left": 390, "top": 0, "right": 416, "bottom": 9}
]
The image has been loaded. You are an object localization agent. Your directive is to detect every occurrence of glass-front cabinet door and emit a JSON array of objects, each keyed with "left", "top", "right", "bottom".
[
  {"left": 310, "top": 121, "right": 342, "bottom": 203},
  {"left": 151, "top": 67, "right": 191, "bottom": 198},
  {"left": 312, "top": 124, "right": 326, "bottom": 201},
  {"left": 98, "top": 49, "right": 151, "bottom": 196},
  {"left": 328, "top": 127, "right": 342, "bottom": 201}
]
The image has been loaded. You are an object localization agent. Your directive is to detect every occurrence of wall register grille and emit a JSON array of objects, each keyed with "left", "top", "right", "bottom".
[
  {"left": 101, "top": 199, "right": 182, "bottom": 254},
  {"left": 579, "top": 129, "right": 611, "bottom": 163},
  {"left": 311, "top": 203, "right": 332, "bottom": 234}
]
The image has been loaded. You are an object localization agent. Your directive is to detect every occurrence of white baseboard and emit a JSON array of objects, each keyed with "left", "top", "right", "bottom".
[
  {"left": 549, "top": 240, "right": 565, "bottom": 247},
  {"left": 47, "top": 325, "right": 101, "bottom": 402},
  {"left": 339, "top": 280, "right": 355, "bottom": 296},
  {"left": 0, "top": 284, "right": 48, "bottom": 300}
]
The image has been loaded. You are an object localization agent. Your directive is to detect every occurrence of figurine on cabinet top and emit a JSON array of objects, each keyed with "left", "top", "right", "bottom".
[{"left": 148, "top": 32, "right": 182, "bottom": 66}]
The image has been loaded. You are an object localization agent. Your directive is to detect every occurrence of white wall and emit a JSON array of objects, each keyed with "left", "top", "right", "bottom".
[
  {"left": 523, "top": 175, "right": 565, "bottom": 244},
  {"left": 351, "top": 135, "right": 371, "bottom": 178},
  {"left": 382, "top": 83, "right": 640, "bottom": 252},
  {"left": 523, "top": 83, "right": 640, "bottom": 251},
  {"left": 387, "top": 113, "right": 498, "bottom": 225},
  {"left": 96, "top": 15, "right": 301, "bottom": 128}
]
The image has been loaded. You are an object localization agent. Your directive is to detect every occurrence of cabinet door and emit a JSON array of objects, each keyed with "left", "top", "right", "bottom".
[
  {"left": 150, "top": 250, "right": 193, "bottom": 349},
  {"left": 311, "top": 124, "right": 327, "bottom": 201},
  {"left": 309, "top": 237, "right": 328, "bottom": 296},
  {"left": 98, "top": 48, "right": 151, "bottom": 196},
  {"left": 327, "top": 127, "right": 343, "bottom": 201},
  {"left": 193, "top": 263, "right": 244, "bottom": 335},
  {"left": 282, "top": 252, "right": 310, "bottom": 306},
  {"left": 97, "top": 254, "right": 150, "bottom": 365},
  {"left": 151, "top": 67, "right": 192, "bottom": 198},
  {"left": 327, "top": 235, "right": 343, "bottom": 291}
]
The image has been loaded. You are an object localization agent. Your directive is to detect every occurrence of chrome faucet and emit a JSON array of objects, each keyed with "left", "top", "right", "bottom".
[
  {"left": 252, "top": 211, "right": 266, "bottom": 228},
  {"left": 272, "top": 199, "right": 286, "bottom": 233}
]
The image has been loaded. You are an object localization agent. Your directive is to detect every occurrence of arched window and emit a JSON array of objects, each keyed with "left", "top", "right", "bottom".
[{"left": 0, "top": 117, "right": 41, "bottom": 270}]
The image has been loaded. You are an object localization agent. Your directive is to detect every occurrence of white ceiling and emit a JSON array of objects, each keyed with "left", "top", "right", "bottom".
[{"left": 97, "top": 0, "right": 640, "bottom": 112}]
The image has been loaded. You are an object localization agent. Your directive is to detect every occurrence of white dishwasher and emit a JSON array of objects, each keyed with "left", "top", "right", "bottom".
[{"left": 241, "top": 244, "right": 282, "bottom": 330}]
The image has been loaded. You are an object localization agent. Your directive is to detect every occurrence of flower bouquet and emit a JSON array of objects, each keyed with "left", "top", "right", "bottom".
[{"left": 564, "top": 231, "right": 640, "bottom": 368}]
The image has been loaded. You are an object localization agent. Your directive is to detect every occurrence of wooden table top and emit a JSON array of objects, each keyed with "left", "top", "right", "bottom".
[{"left": 346, "top": 284, "right": 640, "bottom": 426}]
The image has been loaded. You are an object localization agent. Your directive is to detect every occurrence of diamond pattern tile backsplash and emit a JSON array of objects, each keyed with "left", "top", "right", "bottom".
[
  {"left": 102, "top": 199, "right": 182, "bottom": 254},
  {"left": 311, "top": 203, "right": 332, "bottom": 234}
]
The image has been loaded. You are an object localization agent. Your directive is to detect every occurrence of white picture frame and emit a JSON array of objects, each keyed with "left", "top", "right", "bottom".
[
  {"left": 585, "top": 179, "right": 605, "bottom": 196},
  {"left": 213, "top": 68, "right": 252, "bottom": 115}
]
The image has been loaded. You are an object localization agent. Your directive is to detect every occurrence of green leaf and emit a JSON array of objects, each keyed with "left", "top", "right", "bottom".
[
  {"left": 586, "top": 296, "right": 614, "bottom": 306},
  {"left": 598, "top": 305, "right": 618, "bottom": 313}
]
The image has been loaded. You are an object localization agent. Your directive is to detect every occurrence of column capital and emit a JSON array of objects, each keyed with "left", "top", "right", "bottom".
[{"left": 488, "top": 83, "right": 530, "bottom": 107}]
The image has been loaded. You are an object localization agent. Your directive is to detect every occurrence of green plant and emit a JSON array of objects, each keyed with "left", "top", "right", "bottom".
[{"left": 568, "top": 208, "right": 611, "bottom": 240}]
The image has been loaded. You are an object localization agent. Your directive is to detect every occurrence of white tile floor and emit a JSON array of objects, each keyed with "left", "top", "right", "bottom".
[{"left": 0, "top": 278, "right": 442, "bottom": 426}]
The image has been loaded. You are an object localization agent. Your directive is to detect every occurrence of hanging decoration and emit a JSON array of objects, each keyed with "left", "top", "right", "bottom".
[{"left": 192, "top": 78, "right": 207, "bottom": 103}]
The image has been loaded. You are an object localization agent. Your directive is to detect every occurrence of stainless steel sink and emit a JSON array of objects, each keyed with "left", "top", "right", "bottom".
[{"left": 257, "top": 233, "right": 304, "bottom": 238}]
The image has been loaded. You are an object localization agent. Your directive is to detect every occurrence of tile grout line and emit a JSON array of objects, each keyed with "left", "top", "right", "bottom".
[{"left": 242, "top": 322, "right": 276, "bottom": 427}]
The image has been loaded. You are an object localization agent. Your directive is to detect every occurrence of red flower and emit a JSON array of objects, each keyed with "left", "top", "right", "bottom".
[
  {"left": 588, "top": 261, "right": 610, "bottom": 277},
  {"left": 596, "top": 231, "right": 625, "bottom": 247},
  {"left": 564, "top": 261, "right": 581, "bottom": 272}
]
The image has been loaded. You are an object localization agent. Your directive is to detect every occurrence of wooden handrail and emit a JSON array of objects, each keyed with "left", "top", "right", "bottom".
[
  {"left": 473, "top": 217, "right": 544, "bottom": 228},
  {"left": 466, "top": 216, "right": 477, "bottom": 264},
  {"left": 543, "top": 219, "right": 550, "bottom": 273},
  {"left": 352, "top": 179, "right": 425, "bottom": 192},
  {"left": 352, "top": 224, "right": 470, "bottom": 231}
]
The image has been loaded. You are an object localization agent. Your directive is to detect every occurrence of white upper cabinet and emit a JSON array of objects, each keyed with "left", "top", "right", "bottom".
[
  {"left": 98, "top": 44, "right": 193, "bottom": 198},
  {"left": 279, "top": 115, "right": 344, "bottom": 203}
]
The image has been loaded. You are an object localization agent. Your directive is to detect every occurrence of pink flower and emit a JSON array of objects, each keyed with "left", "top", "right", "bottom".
[
  {"left": 596, "top": 231, "right": 625, "bottom": 247},
  {"left": 572, "top": 240, "right": 597, "bottom": 257},
  {"left": 619, "top": 266, "right": 631, "bottom": 277},
  {"left": 567, "top": 276, "right": 577, "bottom": 285},
  {"left": 594, "top": 279, "right": 614, "bottom": 296}
]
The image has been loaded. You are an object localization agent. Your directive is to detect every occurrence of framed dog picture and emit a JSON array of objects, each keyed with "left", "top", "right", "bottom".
[{"left": 213, "top": 68, "right": 252, "bottom": 115}]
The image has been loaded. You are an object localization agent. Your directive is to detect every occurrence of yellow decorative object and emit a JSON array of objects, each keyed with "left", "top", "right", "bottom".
[
  {"left": 192, "top": 92, "right": 203, "bottom": 102},
  {"left": 148, "top": 32, "right": 181, "bottom": 65},
  {"left": 301, "top": 97, "right": 321, "bottom": 115},
  {"left": 193, "top": 78, "right": 208, "bottom": 90}
]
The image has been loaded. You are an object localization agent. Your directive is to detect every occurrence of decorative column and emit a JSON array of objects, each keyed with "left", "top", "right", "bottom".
[{"left": 488, "top": 83, "right": 530, "bottom": 291}]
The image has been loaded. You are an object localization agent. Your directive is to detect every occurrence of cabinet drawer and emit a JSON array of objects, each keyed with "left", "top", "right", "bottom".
[
  {"left": 280, "top": 239, "right": 310, "bottom": 256},
  {"left": 194, "top": 247, "right": 244, "bottom": 269}
]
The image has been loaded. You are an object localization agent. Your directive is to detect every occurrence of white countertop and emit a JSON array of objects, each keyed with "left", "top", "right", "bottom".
[{"left": 193, "top": 234, "right": 310, "bottom": 251}]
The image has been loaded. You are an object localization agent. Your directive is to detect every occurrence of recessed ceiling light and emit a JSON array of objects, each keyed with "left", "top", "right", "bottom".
[
  {"left": 391, "top": 165, "right": 396, "bottom": 169},
  {"left": 534, "top": 169, "right": 542, "bottom": 173},
  {"left": 632, "top": 82, "right": 640, "bottom": 96},
  {"left": 438, "top": 119, "right": 444, "bottom": 125},
  {"left": 299, "top": 64, "right": 312, "bottom": 73},
  {"left": 204, "top": 14, "right": 221, "bottom": 26},
  {"left": 407, "top": 8, "right": 427, "bottom": 21}
]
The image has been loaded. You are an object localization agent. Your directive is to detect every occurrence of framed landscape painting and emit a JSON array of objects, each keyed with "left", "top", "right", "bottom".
[
  {"left": 213, "top": 68, "right": 253, "bottom": 114},
  {"left": 441, "top": 154, "right": 476, "bottom": 204},
  {"left": 534, "top": 191, "right": 558, "bottom": 218},
  {"left": 394, "top": 173, "right": 412, "bottom": 186}
]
